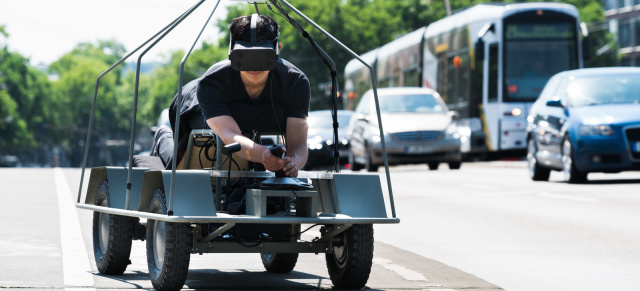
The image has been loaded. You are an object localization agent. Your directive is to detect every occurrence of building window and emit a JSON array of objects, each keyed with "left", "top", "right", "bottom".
[
  {"left": 635, "top": 17, "right": 640, "bottom": 47},
  {"left": 619, "top": 20, "right": 631, "bottom": 48}
]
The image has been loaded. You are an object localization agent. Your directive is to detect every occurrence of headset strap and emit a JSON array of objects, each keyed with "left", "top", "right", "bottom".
[{"left": 250, "top": 13, "right": 258, "bottom": 43}]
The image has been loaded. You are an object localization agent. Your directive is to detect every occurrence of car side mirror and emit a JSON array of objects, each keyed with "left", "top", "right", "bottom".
[
  {"left": 546, "top": 100, "right": 564, "bottom": 108},
  {"left": 448, "top": 111, "right": 460, "bottom": 121}
]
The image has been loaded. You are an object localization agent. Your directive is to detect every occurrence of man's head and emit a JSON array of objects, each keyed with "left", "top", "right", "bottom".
[
  {"left": 228, "top": 14, "right": 280, "bottom": 72},
  {"left": 230, "top": 15, "right": 279, "bottom": 44}
]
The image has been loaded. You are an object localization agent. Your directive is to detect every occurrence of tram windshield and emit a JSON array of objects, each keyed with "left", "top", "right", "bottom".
[{"left": 504, "top": 13, "right": 578, "bottom": 102}]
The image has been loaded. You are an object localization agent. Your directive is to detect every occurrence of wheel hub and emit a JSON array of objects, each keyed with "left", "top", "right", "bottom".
[{"left": 153, "top": 220, "right": 166, "bottom": 266}]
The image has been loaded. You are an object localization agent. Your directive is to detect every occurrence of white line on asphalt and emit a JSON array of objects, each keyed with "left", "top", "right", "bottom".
[
  {"left": 373, "top": 258, "right": 429, "bottom": 282},
  {"left": 537, "top": 192, "right": 599, "bottom": 203},
  {"left": 54, "top": 168, "right": 96, "bottom": 289}
]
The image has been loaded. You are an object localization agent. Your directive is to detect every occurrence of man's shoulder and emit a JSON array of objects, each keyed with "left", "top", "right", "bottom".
[
  {"left": 276, "top": 59, "right": 309, "bottom": 83},
  {"left": 204, "top": 60, "right": 233, "bottom": 77}
]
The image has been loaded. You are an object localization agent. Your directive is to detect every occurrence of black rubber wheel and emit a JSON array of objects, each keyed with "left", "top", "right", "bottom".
[
  {"left": 325, "top": 224, "right": 374, "bottom": 289},
  {"left": 562, "top": 136, "right": 587, "bottom": 184},
  {"left": 92, "top": 180, "right": 133, "bottom": 275},
  {"left": 364, "top": 146, "right": 378, "bottom": 172},
  {"left": 349, "top": 149, "right": 364, "bottom": 171},
  {"left": 428, "top": 162, "right": 439, "bottom": 170},
  {"left": 448, "top": 162, "right": 461, "bottom": 170},
  {"left": 260, "top": 253, "right": 299, "bottom": 273},
  {"left": 146, "top": 188, "right": 192, "bottom": 291},
  {"left": 527, "top": 138, "right": 550, "bottom": 181}
]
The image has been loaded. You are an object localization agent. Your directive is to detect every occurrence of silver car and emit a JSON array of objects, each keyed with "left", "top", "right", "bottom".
[{"left": 348, "top": 87, "right": 462, "bottom": 171}]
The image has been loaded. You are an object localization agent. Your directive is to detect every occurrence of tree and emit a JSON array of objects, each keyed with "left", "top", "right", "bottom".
[
  {"left": 0, "top": 25, "right": 50, "bottom": 160},
  {"left": 48, "top": 40, "right": 129, "bottom": 166}
]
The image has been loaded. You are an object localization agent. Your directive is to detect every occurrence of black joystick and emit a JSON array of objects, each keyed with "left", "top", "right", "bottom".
[
  {"left": 269, "top": 144, "right": 286, "bottom": 177},
  {"left": 259, "top": 144, "right": 313, "bottom": 191}
]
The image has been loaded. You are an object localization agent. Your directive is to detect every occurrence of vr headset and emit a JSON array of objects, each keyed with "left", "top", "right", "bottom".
[{"left": 228, "top": 14, "right": 280, "bottom": 71}]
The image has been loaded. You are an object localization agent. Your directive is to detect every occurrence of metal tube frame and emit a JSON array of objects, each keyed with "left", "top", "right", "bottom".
[
  {"left": 77, "top": 0, "right": 398, "bottom": 222},
  {"left": 76, "top": 203, "right": 400, "bottom": 224}
]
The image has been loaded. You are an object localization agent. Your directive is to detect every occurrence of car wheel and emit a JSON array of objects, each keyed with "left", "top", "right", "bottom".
[
  {"left": 364, "top": 146, "right": 378, "bottom": 172},
  {"left": 562, "top": 136, "right": 587, "bottom": 184},
  {"left": 427, "top": 162, "right": 439, "bottom": 170},
  {"left": 527, "top": 138, "right": 550, "bottom": 181},
  {"left": 349, "top": 149, "right": 363, "bottom": 171},
  {"left": 448, "top": 162, "right": 461, "bottom": 170}
]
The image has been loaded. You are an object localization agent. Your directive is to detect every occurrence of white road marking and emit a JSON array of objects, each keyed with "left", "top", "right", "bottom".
[
  {"left": 373, "top": 258, "right": 429, "bottom": 282},
  {"left": 537, "top": 192, "right": 599, "bottom": 203},
  {"left": 54, "top": 168, "right": 95, "bottom": 289}
]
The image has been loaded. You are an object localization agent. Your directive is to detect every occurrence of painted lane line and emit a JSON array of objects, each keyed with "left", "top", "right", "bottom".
[
  {"left": 538, "top": 192, "right": 599, "bottom": 203},
  {"left": 54, "top": 168, "right": 95, "bottom": 289},
  {"left": 373, "top": 257, "right": 429, "bottom": 282}
]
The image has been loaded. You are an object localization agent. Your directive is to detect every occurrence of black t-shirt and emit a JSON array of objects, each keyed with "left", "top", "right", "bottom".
[{"left": 197, "top": 59, "right": 311, "bottom": 135}]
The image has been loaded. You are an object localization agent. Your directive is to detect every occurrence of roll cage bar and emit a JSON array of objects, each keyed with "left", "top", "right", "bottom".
[{"left": 76, "top": 0, "right": 395, "bottom": 219}]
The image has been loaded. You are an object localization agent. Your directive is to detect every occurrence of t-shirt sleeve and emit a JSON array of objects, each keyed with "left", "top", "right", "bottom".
[
  {"left": 196, "top": 62, "right": 233, "bottom": 120},
  {"left": 284, "top": 67, "right": 311, "bottom": 119}
]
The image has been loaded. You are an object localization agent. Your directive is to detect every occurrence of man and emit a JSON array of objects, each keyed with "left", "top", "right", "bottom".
[{"left": 156, "top": 14, "right": 310, "bottom": 177}]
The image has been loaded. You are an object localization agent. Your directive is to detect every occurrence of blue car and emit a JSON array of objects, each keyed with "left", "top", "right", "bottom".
[{"left": 526, "top": 67, "right": 640, "bottom": 183}]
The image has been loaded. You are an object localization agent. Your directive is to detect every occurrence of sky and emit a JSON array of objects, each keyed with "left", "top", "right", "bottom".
[{"left": 0, "top": 0, "right": 237, "bottom": 66}]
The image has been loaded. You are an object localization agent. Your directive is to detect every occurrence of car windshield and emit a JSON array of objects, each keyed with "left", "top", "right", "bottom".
[
  {"left": 379, "top": 94, "right": 444, "bottom": 114},
  {"left": 568, "top": 75, "right": 640, "bottom": 107},
  {"left": 307, "top": 112, "right": 352, "bottom": 129}
]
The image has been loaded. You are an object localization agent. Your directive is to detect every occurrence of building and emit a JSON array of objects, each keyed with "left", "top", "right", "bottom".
[{"left": 604, "top": 0, "right": 640, "bottom": 65}]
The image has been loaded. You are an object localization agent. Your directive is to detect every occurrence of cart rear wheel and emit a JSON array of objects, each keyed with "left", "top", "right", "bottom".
[
  {"left": 428, "top": 162, "right": 439, "bottom": 170},
  {"left": 146, "top": 188, "right": 192, "bottom": 291},
  {"left": 325, "top": 224, "right": 374, "bottom": 289},
  {"left": 92, "top": 180, "right": 133, "bottom": 275},
  {"left": 260, "top": 253, "right": 299, "bottom": 273}
]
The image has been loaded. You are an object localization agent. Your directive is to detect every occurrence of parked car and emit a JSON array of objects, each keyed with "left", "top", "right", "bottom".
[
  {"left": 0, "top": 155, "right": 21, "bottom": 167},
  {"left": 526, "top": 67, "right": 640, "bottom": 183},
  {"left": 305, "top": 110, "right": 354, "bottom": 169},
  {"left": 348, "top": 87, "right": 462, "bottom": 171}
]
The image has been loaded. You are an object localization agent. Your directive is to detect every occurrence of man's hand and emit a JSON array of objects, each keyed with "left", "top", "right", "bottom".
[
  {"left": 261, "top": 145, "right": 299, "bottom": 177},
  {"left": 261, "top": 146, "right": 286, "bottom": 172},
  {"left": 281, "top": 157, "right": 300, "bottom": 177}
]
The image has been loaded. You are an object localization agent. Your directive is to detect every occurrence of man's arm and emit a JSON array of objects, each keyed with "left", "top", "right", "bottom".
[
  {"left": 206, "top": 115, "right": 285, "bottom": 172},
  {"left": 281, "top": 117, "right": 308, "bottom": 177}
]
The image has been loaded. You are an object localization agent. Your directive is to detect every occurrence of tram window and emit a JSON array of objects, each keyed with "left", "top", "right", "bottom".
[
  {"left": 403, "top": 67, "right": 419, "bottom": 87},
  {"left": 488, "top": 44, "right": 499, "bottom": 101}
]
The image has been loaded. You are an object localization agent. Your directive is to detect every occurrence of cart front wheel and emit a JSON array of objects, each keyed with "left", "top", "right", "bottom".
[
  {"left": 92, "top": 180, "right": 133, "bottom": 275},
  {"left": 260, "top": 252, "right": 298, "bottom": 273},
  {"left": 146, "top": 188, "right": 192, "bottom": 291},
  {"left": 325, "top": 224, "right": 374, "bottom": 289}
]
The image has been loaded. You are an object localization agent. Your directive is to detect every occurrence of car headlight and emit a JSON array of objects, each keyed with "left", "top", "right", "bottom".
[
  {"left": 307, "top": 136, "right": 324, "bottom": 150},
  {"left": 370, "top": 134, "right": 381, "bottom": 144},
  {"left": 445, "top": 124, "right": 460, "bottom": 140},
  {"left": 579, "top": 124, "right": 614, "bottom": 136}
]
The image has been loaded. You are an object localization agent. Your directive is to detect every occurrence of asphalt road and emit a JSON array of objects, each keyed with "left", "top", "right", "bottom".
[{"left": 1, "top": 163, "right": 639, "bottom": 290}]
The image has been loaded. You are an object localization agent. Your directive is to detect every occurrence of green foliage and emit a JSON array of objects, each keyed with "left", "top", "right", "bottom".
[{"left": 0, "top": 45, "right": 49, "bottom": 154}]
